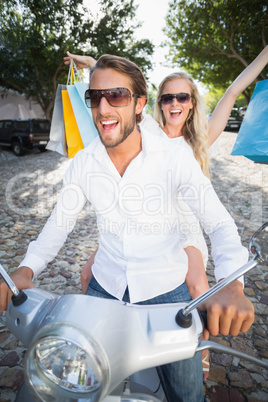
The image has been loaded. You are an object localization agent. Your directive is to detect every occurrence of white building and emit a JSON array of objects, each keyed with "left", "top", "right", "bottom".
[{"left": 0, "top": 88, "right": 46, "bottom": 120}]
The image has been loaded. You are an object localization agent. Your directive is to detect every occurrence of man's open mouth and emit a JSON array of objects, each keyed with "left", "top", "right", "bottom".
[{"left": 101, "top": 119, "right": 118, "bottom": 130}]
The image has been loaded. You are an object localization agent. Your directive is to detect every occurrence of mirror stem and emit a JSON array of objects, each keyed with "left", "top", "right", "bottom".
[{"left": 0, "top": 263, "right": 20, "bottom": 297}]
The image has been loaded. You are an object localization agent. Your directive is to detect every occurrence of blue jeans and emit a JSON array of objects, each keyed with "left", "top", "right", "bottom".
[{"left": 86, "top": 277, "right": 204, "bottom": 402}]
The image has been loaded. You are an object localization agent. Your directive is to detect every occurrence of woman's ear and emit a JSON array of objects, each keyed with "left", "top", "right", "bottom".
[{"left": 189, "top": 97, "right": 194, "bottom": 110}]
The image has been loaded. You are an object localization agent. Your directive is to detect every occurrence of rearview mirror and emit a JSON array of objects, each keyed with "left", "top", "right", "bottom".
[{"left": 249, "top": 222, "right": 268, "bottom": 265}]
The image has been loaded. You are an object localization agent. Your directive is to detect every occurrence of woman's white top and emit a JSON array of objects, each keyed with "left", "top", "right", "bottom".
[{"left": 140, "top": 114, "right": 208, "bottom": 267}]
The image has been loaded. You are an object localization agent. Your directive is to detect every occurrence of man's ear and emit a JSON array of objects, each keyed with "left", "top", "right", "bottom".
[{"left": 135, "top": 97, "right": 147, "bottom": 116}]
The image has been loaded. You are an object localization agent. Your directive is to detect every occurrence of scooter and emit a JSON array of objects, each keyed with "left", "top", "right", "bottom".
[{"left": 0, "top": 223, "right": 267, "bottom": 402}]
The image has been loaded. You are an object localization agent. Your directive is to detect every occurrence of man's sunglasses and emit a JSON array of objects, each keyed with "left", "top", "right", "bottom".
[
  {"left": 85, "top": 87, "right": 140, "bottom": 108},
  {"left": 160, "top": 93, "right": 191, "bottom": 105}
]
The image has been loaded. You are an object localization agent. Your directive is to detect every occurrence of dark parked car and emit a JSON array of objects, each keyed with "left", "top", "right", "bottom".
[
  {"left": 225, "top": 108, "right": 243, "bottom": 132},
  {"left": 0, "top": 119, "right": 50, "bottom": 156},
  {"left": 239, "top": 106, "right": 247, "bottom": 117}
]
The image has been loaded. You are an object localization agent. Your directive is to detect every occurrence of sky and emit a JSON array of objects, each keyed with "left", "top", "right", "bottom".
[
  {"left": 83, "top": 0, "right": 206, "bottom": 93},
  {"left": 133, "top": 0, "right": 175, "bottom": 87},
  {"left": 134, "top": 0, "right": 207, "bottom": 94},
  {"left": 83, "top": 0, "right": 174, "bottom": 86}
]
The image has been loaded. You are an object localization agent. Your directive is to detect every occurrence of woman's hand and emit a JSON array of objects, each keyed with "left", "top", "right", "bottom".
[
  {"left": 63, "top": 51, "right": 97, "bottom": 70},
  {"left": 81, "top": 249, "right": 98, "bottom": 294}
]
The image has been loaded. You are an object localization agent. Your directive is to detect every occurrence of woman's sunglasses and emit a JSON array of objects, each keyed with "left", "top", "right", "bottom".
[
  {"left": 160, "top": 93, "right": 191, "bottom": 105},
  {"left": 85, "top": 87, "right": 140, "bottom": 108}
]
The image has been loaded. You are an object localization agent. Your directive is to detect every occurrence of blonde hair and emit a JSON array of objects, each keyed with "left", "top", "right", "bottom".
[{"left": 154, "top": 72, "right": 210, "bottom": 177}]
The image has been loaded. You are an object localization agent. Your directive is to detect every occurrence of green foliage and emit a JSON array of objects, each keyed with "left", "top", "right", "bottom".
[
  {"left": 165, "top": 0, "right": 268, "bottom": 104},
  {"left": 0, "top": 0, "right": 154, "bottom": 119},
  {"left": 145, "top": 83, "right": 158, "bottom": 116},
  {"left": 204, "top": 87, "right": 246, "bottom": 113},
  {"left": 203, "top": 87, "right": 225, "bottom": 114}
]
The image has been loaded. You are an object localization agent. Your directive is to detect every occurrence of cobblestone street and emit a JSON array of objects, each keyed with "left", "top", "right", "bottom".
[{"left": 0, "top": 132, "right": 267, "bottom": 401}]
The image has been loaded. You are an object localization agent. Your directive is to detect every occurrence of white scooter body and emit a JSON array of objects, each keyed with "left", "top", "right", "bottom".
[
  {"left": 6, "top": 289, "right": 202, "bottom": 401},
  {"left": 1, "top": 222, "right": 268, "bottom": 401}
]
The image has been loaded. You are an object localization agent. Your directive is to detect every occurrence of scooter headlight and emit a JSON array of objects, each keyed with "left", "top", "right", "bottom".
[{"left": 24, "top": 322, "right": 110, "bottom": 401}]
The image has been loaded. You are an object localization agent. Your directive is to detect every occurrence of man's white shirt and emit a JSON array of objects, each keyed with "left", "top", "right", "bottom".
[{"left": 20, "top": 126, "right": 248, "bottom": 303}]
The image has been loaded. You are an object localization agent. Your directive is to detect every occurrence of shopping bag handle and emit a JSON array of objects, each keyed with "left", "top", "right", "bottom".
[{"left": 67, "top": 58, "right": 84, "bottom": 85}]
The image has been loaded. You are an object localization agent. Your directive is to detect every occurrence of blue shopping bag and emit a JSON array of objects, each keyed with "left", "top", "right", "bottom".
[
  {"left": 67, "top": 83, "right": 98, "bottom": 148},
  {"left": 231, "top": 80, "right": 268, "bottom": 163}
]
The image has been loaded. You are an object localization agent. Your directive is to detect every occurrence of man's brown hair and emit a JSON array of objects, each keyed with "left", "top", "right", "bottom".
[{"left": 90, "top": 54, "right": 147, "bottom": 123}]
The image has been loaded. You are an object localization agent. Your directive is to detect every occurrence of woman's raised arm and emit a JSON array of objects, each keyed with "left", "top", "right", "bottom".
[{"left": 208, "top": 46, "right": 268, "bottom": 146}]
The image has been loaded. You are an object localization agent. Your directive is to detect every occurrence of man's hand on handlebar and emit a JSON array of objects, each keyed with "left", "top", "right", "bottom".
[
  {"left": 202, "top": 280, "right": 255, "bottom": 337},
  {"left": 0, "top": 266, "right": 34, "bottom": 311}
]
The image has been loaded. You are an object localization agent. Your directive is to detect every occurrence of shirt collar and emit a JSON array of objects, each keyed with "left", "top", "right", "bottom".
[
  {"left": 83, "top": 124, "right": 168, "bottom": 162},
  {"left": 139, "top": 125, "right": 168, "bottom": 156}
]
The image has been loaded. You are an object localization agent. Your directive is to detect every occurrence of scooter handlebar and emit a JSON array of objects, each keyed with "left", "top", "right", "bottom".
[{"left": 197, "top": 340, "right": 268, "bottom": 370}]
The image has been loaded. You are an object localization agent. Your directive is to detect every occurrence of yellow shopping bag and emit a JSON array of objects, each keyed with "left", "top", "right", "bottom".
[
  {"left": 48, "top": 59, "right": 94, "bottom": 158},
  {"left": 62, "top": 90, "right": 84, "bottom": 158}
]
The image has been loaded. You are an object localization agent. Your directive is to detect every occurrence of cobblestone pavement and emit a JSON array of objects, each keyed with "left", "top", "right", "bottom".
[{"left": 0, "top": 132, "right": 267, "bottom": 402}]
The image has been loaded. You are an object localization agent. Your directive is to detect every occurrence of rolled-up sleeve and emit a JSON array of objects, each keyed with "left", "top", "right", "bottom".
[{"left": 19, "top": 157, "right": 87, "bottom": 278}]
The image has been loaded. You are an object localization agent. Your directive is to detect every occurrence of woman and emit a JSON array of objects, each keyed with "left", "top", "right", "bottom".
[
  {"left": 141, "top": 45, "right": 268, "bottom": 305},
  {"left": 63, "top": 46, "right": 268, "bottom": 380}
]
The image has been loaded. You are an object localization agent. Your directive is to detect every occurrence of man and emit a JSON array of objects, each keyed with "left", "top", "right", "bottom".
[{"left": 0, "top": 55, "right": 254, "bottom": 401}]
